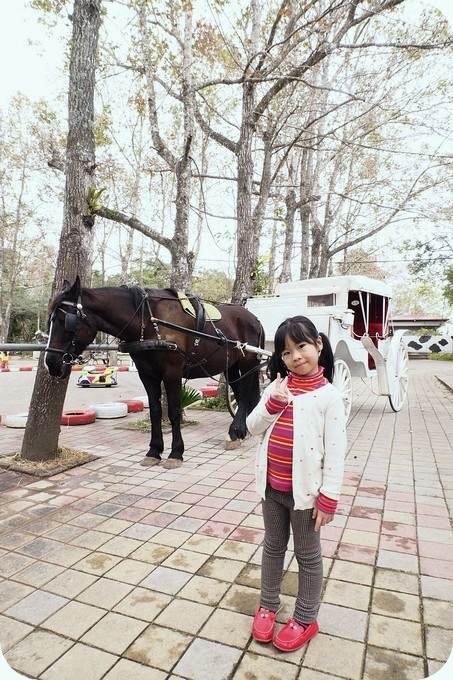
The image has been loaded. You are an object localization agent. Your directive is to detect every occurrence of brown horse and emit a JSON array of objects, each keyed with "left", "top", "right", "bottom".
[{"left": 44, "top": 277, "right": 265, "bottom": 468}]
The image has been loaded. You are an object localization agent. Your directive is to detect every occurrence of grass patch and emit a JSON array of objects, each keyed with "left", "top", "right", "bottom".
[
  {"left": 429, "top": 353, "right": 453, "bottom": 361},
  {"left": 0, "top": 446, "right": 98, "bottom": 477},
  {"left": 192, "top": 396, "right": 229, "bottom": 411}
]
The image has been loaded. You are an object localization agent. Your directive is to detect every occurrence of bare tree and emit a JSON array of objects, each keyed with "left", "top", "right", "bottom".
[{"left": 29, "top": 0, "right": 451, "bottom": 306}]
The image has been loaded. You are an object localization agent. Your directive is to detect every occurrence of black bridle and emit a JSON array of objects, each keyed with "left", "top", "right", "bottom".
[{"left": 45, "top": 297, "right": 92, "bottom": 365}]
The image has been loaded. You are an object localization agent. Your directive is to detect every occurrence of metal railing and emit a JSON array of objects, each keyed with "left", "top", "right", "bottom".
[{"left": 0, "top": 344, "right": 119, "bottom": 352}]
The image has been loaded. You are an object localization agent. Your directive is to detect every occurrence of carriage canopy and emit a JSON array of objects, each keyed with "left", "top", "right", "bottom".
[{"left": 247, "top": 275, "right": 393, "bottom": 345}]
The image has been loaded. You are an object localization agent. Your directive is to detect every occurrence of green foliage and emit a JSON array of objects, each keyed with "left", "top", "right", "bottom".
[
  {"left": 337, "top": 248, "right": 388, "bottom": 280},
  {"left": 196, "top": 396, "right": 228, "bottom": 411},
  {"left": 90, "top": 271, "right": 123, "bottom": 288},
  {"left": 191, "top": 269, "right": 234, "bottom": 302},
  {"left": 180, "top": 385, "right": 203, "bottom": 410},
  {"left": 250, "top": 255, "right": 271, "bottom": 296},
  {"left": 392, "top": 279, "right": 448, "bottom": 316},
  {"left": 30, "top": 0, "right": 69, "bottom": 15},
  {"left": 428, "top": 353, "right": 453, "bottom": 362},
  {"left": 443, "top": 266, "right": 453, "bottom": 306},
  {"left": 129, "top": 259, "right": 173, "bottom": 289},
  {"left": 94, "top": 106, "right": 113, "bottom": 146},
  {"left": 400, "top": 234, "right": 452, "bottom": 286},
  {"left": 87, "top": 186, "right": 108, "bottom": 214}
]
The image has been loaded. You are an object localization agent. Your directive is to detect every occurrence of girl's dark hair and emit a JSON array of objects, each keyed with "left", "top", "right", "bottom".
[{"left": 267, "top": 315, "right": 335, "bottom": 383}]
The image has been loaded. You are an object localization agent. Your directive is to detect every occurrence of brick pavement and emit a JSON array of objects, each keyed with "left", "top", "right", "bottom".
[{"left": 0, "top": 362, "right": 452, "bottom": 679}]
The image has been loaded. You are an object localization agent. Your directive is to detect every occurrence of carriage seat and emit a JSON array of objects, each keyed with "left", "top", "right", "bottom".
[
  {"left": 353, "top": 322, "right": 386, "bottom": 342},
  {"left": 355, "top": 323, "right": 386, "bottom": 371}
]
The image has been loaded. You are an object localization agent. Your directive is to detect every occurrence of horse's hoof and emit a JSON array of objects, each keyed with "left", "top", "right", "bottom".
[
  {"left": 140, "top": 457, "right": 161, "bottom": 467},
  {"left": 224, "top": 437, "right": 243, "bottom": 450},
  {"left": 161, "top": 458, "right": 182, "bottom": 469}
]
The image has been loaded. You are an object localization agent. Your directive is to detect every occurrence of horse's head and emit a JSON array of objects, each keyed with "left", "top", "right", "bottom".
[{"left": 44, "top": 276, "right": 97, "bottom": 379}]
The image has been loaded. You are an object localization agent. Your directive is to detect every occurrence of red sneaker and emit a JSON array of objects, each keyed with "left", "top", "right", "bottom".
[
  {"left": 252, "top": 608, "right": 276, "bottom": 642},
  {"left": 273, "top": 619, "right": 319, "bottom": 651}
]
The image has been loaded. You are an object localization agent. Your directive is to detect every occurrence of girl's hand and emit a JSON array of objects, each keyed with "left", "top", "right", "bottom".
[
  {"left": 271, "top": 373, "right": 290, "bottom": 403},
  {"left": 312, "top": 507, "right": 334, "bottom": 532}
]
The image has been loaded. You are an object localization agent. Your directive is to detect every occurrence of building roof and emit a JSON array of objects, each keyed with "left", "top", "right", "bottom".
[{"left": 392, "top": 315, "right": 449, "bottom": 328}]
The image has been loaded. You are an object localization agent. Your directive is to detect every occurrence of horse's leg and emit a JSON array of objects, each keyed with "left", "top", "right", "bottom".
[
  {"left": 139, "top": 377, "right": 165, "bottom": 467},
  {"left": 161, "top": 377, "right": 185, "bottom": 469},
  {"left": 225, "top": 361, "right": 261, "bottom": 450}
]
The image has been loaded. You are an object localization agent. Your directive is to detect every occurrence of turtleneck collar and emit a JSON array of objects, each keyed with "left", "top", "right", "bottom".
[{"left": 288, "top": 366, "right": 325, "bottom": 382}]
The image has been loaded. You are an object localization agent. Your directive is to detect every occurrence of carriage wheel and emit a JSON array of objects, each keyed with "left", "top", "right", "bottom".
[
  {"left": 333, "top": 359, "right": 353, "bottom": 421},
  {"left": 388, "top": 340, "right": 409, "bottom": 412},
  {"left": 227, "top": 384, "right": 238, "bottom": 418},
  {"left": 226, "top": 364, "right": 269, "bottom": 418}
]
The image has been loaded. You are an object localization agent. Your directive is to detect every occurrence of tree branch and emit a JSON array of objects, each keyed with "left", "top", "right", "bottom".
[{"left": 95, "top": 206, "right": 173, "bottom": 251}]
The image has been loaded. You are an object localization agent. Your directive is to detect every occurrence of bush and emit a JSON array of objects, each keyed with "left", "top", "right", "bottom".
[{"left": 196, "top": 396, "right": 229, "bottom": 411}]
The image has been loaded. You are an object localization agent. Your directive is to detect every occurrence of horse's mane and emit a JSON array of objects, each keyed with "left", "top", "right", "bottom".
[
  {"left": 50, "top": 283, "right": 231, "bottom": 316},
  {"left": 48, "top": 289, "right": 68, "bottom": 313},
  {"left": 125, "top": 286, "right": 178, "bottom": 309}
]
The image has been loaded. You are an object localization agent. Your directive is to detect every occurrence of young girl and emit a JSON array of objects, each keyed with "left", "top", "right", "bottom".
[{"left": 246, "top": 315, "right": 347, "bottom": 652}]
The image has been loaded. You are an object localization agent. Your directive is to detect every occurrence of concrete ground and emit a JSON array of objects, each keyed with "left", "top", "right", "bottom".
[{"left": 0, "top": 359, "right": 452, "bottom": 679}]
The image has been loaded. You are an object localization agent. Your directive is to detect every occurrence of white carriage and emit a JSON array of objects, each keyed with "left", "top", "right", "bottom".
[{"left": 244, "top": 275, "right": 409, "bottom": 418}]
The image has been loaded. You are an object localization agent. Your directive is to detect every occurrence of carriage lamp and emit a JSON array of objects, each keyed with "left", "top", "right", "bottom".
[{"left": 340, "top": 310, "right": 355, "bottom": 329}]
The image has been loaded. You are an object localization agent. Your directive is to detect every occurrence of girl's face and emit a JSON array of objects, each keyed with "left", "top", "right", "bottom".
[{"left": 281, "top": 335, "right": 322, "bottom": 377}]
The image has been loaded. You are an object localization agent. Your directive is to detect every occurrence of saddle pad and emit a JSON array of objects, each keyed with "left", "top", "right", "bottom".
[{"left": 177, "top": 292, "right": 222, "bottom": 321}]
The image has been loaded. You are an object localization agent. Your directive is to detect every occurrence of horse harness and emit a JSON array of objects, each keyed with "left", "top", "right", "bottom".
[
  {"left": 46, "top": 288, "right": 241, "bottom": 373},
  {"left": 118, "top": 289, "right": 229, "bottom": 370}
]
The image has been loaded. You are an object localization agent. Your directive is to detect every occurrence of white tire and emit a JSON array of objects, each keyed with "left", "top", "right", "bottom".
[
  {"left": 4, "top": 412, "right": 29, "bottom": 428},
  {"left": 89, "top": 402, "right": 128, "bottom": 419},
  {"left": 133, "top": 395, "right": 149, "bottom": 408}
]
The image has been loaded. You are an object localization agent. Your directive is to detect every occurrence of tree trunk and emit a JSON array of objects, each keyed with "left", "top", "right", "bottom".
[
  {"left": 299, "top": 146, "right": 313, "bottom": 280},
  {"left": 21, "top": 0, "right": 101, "bottom": 462},
  {"left": 231, "top": 81, "right": 256, "bottom": 303},
  {"left": 279, "top": 188, "right": 296, "bottom": 284}
]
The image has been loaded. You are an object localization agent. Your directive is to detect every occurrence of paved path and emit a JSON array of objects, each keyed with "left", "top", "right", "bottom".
[{"left": 0, "top": 361, "right": 452, "bottom": 679}]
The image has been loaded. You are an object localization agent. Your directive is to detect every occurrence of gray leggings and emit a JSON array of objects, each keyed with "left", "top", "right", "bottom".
[{"left": 260, "top": 485, "right": 323, "bottom": 623}]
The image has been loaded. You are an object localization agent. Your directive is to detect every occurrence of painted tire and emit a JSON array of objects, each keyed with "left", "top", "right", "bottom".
[
  {"left": 201, "top": 384, "right": 218, "bottom": 398},
  {"left": 133, "top": 395, "right": 149, "bottom": 408},
  {"left": 4, "top": 412, "right": 29, "bottom": 428},
  {"left": 116, "top": 399, "right": 144, "bottom": 413},
  {"left": 61, "top": 410, "right": 96, "bottom": 426},
  {"left": 89, "top": 402, "right": 128, "bottom": 419}
]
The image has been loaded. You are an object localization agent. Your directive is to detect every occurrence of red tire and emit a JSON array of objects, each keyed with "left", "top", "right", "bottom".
[
  {"left": 61, "top": 409, "right": 96, "bottom": 426},
  {"left": 116, "top": 399, "right": 144, "bottom": 413},
  {"left": 201, "top": 384, "right": 218, "bottom": 397}
]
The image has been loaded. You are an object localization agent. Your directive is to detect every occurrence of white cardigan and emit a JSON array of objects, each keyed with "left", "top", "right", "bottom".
[{"left": 246, "top": 381, "right": 347, "bottom": 511}]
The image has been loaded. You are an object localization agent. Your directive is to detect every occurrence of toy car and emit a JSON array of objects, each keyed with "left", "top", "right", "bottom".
[{"left": 76, "top": 365, "right": 118, "bottom": 388}]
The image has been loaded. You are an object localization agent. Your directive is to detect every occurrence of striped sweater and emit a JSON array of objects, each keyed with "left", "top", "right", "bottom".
[{"left": 266, "top": 368, "right": 338, "bottom": 515}]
